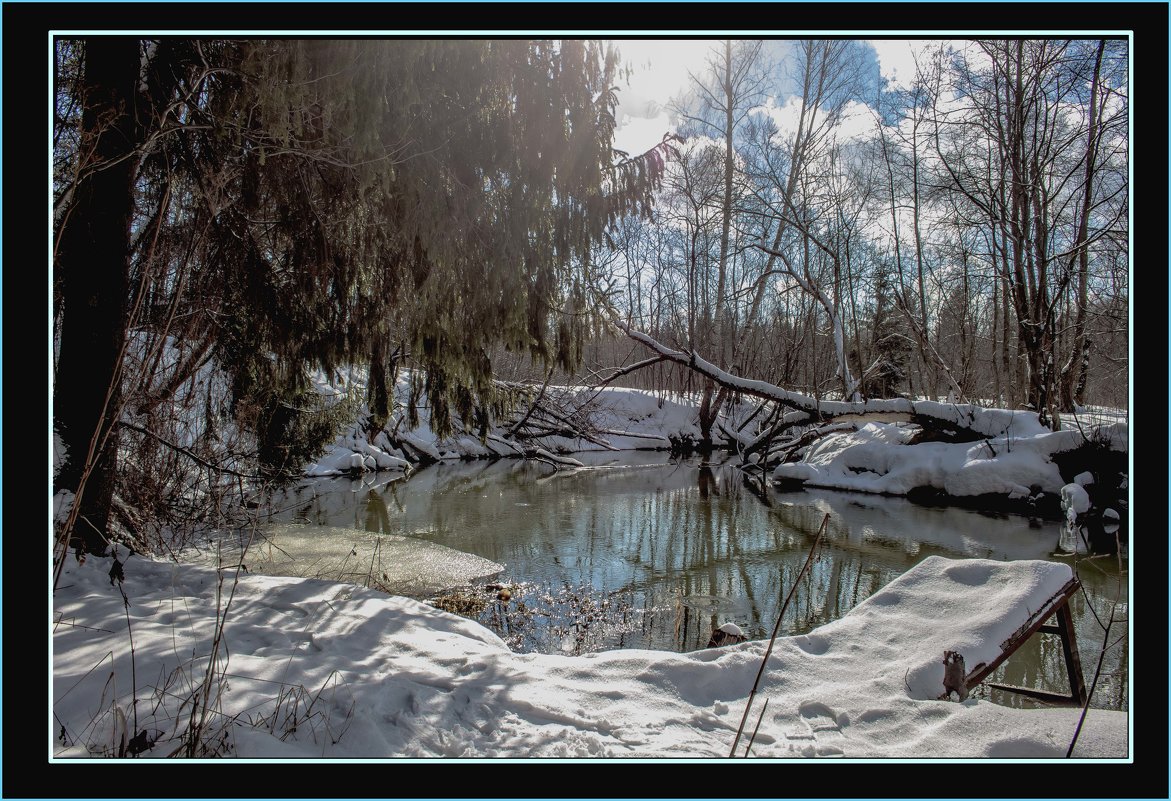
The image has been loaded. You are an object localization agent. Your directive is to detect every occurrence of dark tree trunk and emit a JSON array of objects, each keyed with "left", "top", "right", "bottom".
[
  {"left": 697, "top": 381, "right": 716, "bottom": 446},
  {"left": 697, "top": 381, "right": 730, "bottom": 451},
  {"left": 1059, "top": 39, "right": 1105, "bottom": 412},
  {"left": 369, "top": 357, "right": 390, "bottom": 427},
  {"left": 54, "top": 38, "right": 141, "bottom": 555}
]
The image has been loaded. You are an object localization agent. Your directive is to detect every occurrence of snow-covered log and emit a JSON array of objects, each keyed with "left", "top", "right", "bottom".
[{"left": 610, "top": 318, "right": 1065, "bottom": 442}]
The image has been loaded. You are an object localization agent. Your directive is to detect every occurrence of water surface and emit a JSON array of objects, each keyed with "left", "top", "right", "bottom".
[{"left": 265, "top": 452, "right": 1128, "bottom": 711}]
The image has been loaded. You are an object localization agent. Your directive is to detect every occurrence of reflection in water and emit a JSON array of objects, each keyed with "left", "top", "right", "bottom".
[
  {"left": 364, "top": 490, "right": 392, "bottom": 534},
  {"left": 266, "top": 452, "right": 1128, "bottom": 711}
]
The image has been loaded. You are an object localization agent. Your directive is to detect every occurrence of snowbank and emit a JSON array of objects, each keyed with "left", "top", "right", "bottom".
[
  {"left": 302, "top": 369, "right": 1127, "bottom": 522},
  {"left": 772, "top": 421, "right": 1128, "bottom": 503},
  {"left": 305, "top": 428, "right": 413, "bottom": 476},
  {"left": 303, "top": 376, "right": 703, "bottom": 477},
  {"left": 52, "top": 554, "right": 1126, "bottom": 759}
]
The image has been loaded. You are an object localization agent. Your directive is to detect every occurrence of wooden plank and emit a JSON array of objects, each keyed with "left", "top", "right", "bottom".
[
  {"left": 986, "top": 683, "right": 1079, "bottom": 704},
  {"left": 963, "top": 578, "right": 1081, "bottom": 691}
]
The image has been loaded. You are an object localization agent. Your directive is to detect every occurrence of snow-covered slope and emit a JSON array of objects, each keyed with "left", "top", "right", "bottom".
[{"left": 52, "top": 554, "right": 1126, "bottom": 759}]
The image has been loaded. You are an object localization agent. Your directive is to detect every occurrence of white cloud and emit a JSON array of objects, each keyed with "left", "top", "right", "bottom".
[
  {"left": 869, "top": 39, "right": 944, "bottom": 91},
  {"left": 750, "top": 95, "right": 805, "bottom": 143},
  {"left": 750, "top": 96, "right": 877, "bottom": 149},
  {"left": 612, "top": 112, "right": 673, "bottom": 157},
  {"left": 609, "top": 39, "right": 721, "bottom": 156},
  {"left": 836, "top": 100, "right": 879, "bottom": 145},
  {"left": 611, "top": 39, "right": 720, "bottom": 112}
]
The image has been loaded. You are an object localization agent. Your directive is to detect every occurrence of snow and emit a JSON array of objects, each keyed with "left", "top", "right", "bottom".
[
  {"left": 53, "top": 432, "right": 67, "bottom": 480},
  {"left": 306, "top": 423, "right": 414, "bottom": 477},
  {"left": 772, "top": 421, "right": 1126, "bottom": 501},
  {"left": 53, "top": 350, "right": 1129, "bottom": 759},
  {"left": 717, "top": 622, "right": 744, "bottom": 637},
  {"left": 53, "top": 489, "right": 74, "bottom": 526},
  {"left": 52, "top": 553, "right": 1126, "bottom": 759},
  {"left": 304, "top": 375, "right": 706, "bottom": 477},
  {"left": 301, "top": 366, "right": 1126, "bottom": 526},
  {"left": 532, "top": 448, "right": 584, "bottom": 467},
  {"left": 1060, "top": 483, "right": 1092, "bottom": 524}
]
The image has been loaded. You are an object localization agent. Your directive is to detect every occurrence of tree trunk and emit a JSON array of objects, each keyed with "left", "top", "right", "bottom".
[
  {"left": 1058, "top": 39, "right": 1105, "bottom": 411},
  {"left": 55, "top": 38, "right": 141, "bottom": 555},
  {"left": 713, "top": 40, "right": 735, "bottom": 371},
  {"left": 368, "top": 337, "right": 394, "bottom": 433}
]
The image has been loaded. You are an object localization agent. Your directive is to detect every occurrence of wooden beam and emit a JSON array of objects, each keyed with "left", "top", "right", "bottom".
[
  {"left": 961, "top": 577, "right": 1087, "bottom": 707},
  {"left": 985, "top": 683, "right": 1080, "bottom": 704},
  {"left": 963, "top": 578, "right": 1081, "bottom": 690},
  {"left": 1055, "top": 599, "right": 1088, "bottom": 706}
]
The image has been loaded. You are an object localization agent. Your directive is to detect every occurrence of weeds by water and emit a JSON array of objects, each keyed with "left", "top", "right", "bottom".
[{"left": 430, "top": 581, "right": 647, "bottom": 655}]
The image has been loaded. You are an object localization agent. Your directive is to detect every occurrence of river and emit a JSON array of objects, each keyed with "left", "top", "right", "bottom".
[{"left": 260, "top": 451, "right": 1128, "bottom": 711}]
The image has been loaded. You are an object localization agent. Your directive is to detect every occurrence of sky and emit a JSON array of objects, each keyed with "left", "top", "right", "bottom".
[
  {"left": 609, "top": 38, "right": 928, "bottom": 156},
  {"left": 608, "top": 38, "right": 720, "bottom": 154}
]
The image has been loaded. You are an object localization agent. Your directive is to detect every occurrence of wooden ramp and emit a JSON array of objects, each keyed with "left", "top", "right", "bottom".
[{"left": 961, "top": 576, "right": 1087, "bottom": 705}]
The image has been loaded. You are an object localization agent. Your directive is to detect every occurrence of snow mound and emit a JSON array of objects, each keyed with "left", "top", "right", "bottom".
[
  {"left": 306, "top": 431, "right": 413, "bottom": 477},
  {"left": 1060, "top": 483, "right": 1091, "bottom": 524}
]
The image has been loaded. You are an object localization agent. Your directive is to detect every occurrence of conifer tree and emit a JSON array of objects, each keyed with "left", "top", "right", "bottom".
[{"left": 53, "top": 38, "right": 673, "bottom": 555}]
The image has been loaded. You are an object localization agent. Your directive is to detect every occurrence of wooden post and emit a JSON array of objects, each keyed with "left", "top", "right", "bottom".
[{"left": 1055, "top": 600, "right": 1088, "bottom": 706}]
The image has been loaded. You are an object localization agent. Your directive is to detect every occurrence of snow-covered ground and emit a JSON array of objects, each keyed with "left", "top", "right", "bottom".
[
  {"left": 52, "top": 553, "right": 1126, "bottom": 759},
  {"left": 51, "top": 359, "right": 1130, "bottom": 760}
]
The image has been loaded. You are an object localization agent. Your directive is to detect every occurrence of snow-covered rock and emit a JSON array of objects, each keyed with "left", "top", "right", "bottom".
[
  {"left": 1060, "top": 482, "right": 1091, "bottom": 524},
  {"left": 717, "top": 622, "right": 744, "bottom": 638}
]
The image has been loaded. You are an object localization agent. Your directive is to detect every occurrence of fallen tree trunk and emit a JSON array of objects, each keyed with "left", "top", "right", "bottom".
[{"left": 606, "top": 317, "right": 1054, "bottom": 442}]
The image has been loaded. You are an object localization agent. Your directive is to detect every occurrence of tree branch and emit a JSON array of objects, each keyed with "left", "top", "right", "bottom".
[{"left": 118, "top": 420, "right": 264, "bottom": 480}]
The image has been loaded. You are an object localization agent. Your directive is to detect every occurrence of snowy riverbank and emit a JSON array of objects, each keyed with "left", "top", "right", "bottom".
[
  {"left": 303, "top": 373, "right": 707, "bottom": 476},
  {"left": 305, "top": 372, "right": 1128, "bottom": 522},
  {"left": 52, "top": 553, "right": 1127, "bottom": 759}
]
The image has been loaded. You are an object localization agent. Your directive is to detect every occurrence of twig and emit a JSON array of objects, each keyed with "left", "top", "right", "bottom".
[
  {"left": 118, "top": 420, "right": 264, "bottom": 480},
  {"left": 730, "top": 512, "right": 830, "bottom": 757},
  {"left": 506, "top": 365, "right": 556, "bottom": 438},
  {"left": 1066, "top": 531, "right": 1125, "bottom": 757},
  {"left": 52, "top": 615, "right": 113, "bottom": 634},
  {"left": 743, "top": 697, "right": 770, "bottom": 757},
  {"left": 588, "top": 354, "right": 668, "bottom": 387},
  {"left": 185, "top": 525, "right": 255, "bottom": 756},
  {"left": 116, "top": 561, "right": 140, "bottom": 744}
]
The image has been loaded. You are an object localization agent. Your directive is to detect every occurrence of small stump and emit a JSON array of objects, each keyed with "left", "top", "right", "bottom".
[
  {"left": 707, "top": 622, "right": 748, "bottom": 648},
  {"left": 942, "top": 650, "right": 968, "bottom": 701}
]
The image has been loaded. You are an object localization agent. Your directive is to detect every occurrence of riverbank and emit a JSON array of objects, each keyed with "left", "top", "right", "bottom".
[
  {"left": 306, "top": 371, "right": 1128, "bottom": 523},
  {"left": 52, "top": 552, "right": 1127, "bottom": 759}
]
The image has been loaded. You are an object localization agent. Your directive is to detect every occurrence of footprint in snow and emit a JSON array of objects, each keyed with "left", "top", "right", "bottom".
[{"left": 783, "top": 700, "right": 847, "bottom": 757}]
